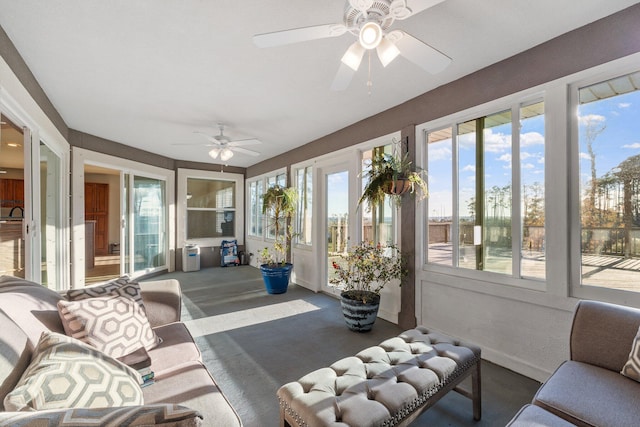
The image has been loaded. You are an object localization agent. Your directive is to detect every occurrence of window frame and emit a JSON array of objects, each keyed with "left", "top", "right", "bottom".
[
  {"left": 245, "top": 168, "right": 287, "bottom": 243},
  {"left": 418, "top": 93, "right": 547, "bottom": 291},
  {"left": 177, "top": 168, "right": 244, "bottom": 248},
  {"left": 569, "top": 63, "right": 640, "bottom": 305},
  {"left": 293, "top": 163, "right": 313, "bottom": 247}
]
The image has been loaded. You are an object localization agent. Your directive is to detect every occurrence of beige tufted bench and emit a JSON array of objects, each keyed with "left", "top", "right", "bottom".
[{"left": 277, "top": 327, "right": 481, "bottom": 427}]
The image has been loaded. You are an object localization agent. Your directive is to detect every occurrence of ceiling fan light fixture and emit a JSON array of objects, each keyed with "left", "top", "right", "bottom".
[
  {"left": 220, "top": 148, "right": 234, "bottom": 162},
  {"left": 208, "top": 147, "right": 221, "bottom": 159},
  {"left": 359, "top": 21, "right": 383, "bottom": 50},
  {"left": 377, "top": 37, "right": 401, "bottom": 67},
  {"left": 341, "top": 41, "right": 365, "bottom": 71}
]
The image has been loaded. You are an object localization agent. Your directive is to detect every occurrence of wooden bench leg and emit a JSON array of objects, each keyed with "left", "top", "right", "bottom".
[{"left": 472, "top": 359, "right": 482, "bottom": 421}]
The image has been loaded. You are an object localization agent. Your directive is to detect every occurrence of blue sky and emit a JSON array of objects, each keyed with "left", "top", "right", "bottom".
[
  {"left": 578, "top": 90, "right": 640, "bottom": 187},
  {"left": 427, "top": 110, "right": 545, "bottom": 219}
]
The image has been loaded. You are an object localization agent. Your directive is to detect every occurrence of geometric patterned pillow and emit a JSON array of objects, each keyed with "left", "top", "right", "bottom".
[
  {"left": 66, "top": 276, "right": 145, "bottom": 310},
  {"left": 0, "top": 404, "right": 203, "bottom": 426},
  {"left": 3, "top": 332, "right": 143, "bottom": 411},
  {"left": 57, "top": 295, "right": 159, "bottom": 359},
  {"left": 621, "top": 326, "right": 640, "bottom": 382}
]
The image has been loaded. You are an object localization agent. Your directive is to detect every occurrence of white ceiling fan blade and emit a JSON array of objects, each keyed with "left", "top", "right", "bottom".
[
  {"left": 253, "top": 24, "right": 347, "bottom": 48},
  {"left": 228, "top": 138, "right": 261, "bottom": 147},
  {"left": 171, "top": 142, "right": 216, "bottom": 147},
  {"left": 331, "top": 62, "right": 358, "bottom": 91},
  {"left": 231, "top": 147, "right": 261, "bottom": 157},
  {"left": 403, "top": 0, "right": 446, "bottom": 18},
  {"left": 194, "top": 131, "right": 223, "bottom": 145},
  {"left": 389, "top": 30, "right": 451, "bottom": 74}
]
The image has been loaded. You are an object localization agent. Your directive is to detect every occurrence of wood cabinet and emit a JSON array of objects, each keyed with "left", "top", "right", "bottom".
[
  {"left": 0, "top": 179, "right": 24, "bottom": 209},
  {"left": 85, "top": 183, "right": 109, "bottom": 256}
]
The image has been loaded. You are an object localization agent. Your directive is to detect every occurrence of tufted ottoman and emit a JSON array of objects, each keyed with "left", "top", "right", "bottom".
[{"left": 277, "top": 327, "right": 481, "bottom": 427}]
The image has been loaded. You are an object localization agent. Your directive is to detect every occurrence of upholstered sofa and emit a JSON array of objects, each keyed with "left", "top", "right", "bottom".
[
  {"left": 0, "top": 275, "right": 242, "bottom": 426},
  {"left": 508, "top": 300, "right": 640, "bottom": 427}
]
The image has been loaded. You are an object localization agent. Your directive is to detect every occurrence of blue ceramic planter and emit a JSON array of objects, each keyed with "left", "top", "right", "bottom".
[
  {"left": 260, "top": 263, "right": 293, "bottom": 294},
  {"left": 340, "top": 291, "right": 380, "bottom": 332}
]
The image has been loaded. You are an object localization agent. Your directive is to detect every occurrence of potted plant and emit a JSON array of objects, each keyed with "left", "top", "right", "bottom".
[
  {"left": 358, "top": 151, "right": 428, "bottom": 211},
  {"left": 259, "top": 185, "right": 298, "bottom": 294},
  {"left": 329, "top": 241, "right": 406, "bottom": 332}
]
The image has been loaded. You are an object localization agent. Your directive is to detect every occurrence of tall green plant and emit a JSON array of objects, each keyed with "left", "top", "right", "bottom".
[{"left": 260, "top": 185, "right": 298, "bottom": 266}]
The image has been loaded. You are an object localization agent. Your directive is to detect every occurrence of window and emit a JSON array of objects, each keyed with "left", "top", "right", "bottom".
[
  {"left": 186, "top": 178, "right": 236, "bottom": 239},
  {"left": 577, "top": 71, "right": 640, "bottom": 292},
  {"left": 426, "top": 101, "right": 545, "bottom": 279},
  {"left": 295, "top": 166, "right": 313, "bottom": 245},
  {"left": 248, "top": 180, "right": 263, "bottom": 237},
  {"left": 361, "top": 145, "right": 396, "bottom": 245},
  {"left": 247, "top": 170, "right": 287, "bottom": 241}
]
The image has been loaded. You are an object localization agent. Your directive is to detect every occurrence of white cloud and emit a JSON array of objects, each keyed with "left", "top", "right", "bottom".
[
  {"left": 498, "top": 153, "right": 512, "bottom": 162},
  {"left": 521, "top": 132, "right": 544, "bottom": 147},
  {"left": 579, "top": 152, "right": 592, "bottom": 160},
  {"left": 619, "top": 102, "right": 631, "bottom": 108},
  {"left": 538, "top": 157, "right": 545, "bottom": 164},
  {"left": 522, "top": 163, "right": 535, "bottom": 169},
  {"left": 484, "top": 129, "right": 511, "bottom": 153},
  {"left": 520, "top": 152, "right": 534, "bottom": 160},
  {"left": 578, "top": 114, "right": 606, "bottom": 125},
  {"left": 623, "top": 142, "right": 640, "bottom": 149},
  {"left": 428, "top": 146, "right": 452, "bottom": 161},
  {"left": 462, "top": 164, "right": 476, "bottom": 172}
]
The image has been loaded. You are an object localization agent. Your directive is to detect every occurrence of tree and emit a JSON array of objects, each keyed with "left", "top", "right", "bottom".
[{"left": 582, "top": 115, "right": 606, "bottom": 227}]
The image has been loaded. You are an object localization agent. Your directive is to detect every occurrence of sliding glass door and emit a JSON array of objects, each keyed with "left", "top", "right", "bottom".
[
  {"left": 39, "top": 141, "right": 64, "bottom": 288},
  {"left": 122, "top": 173, "right": 167, "bottom": 276}
]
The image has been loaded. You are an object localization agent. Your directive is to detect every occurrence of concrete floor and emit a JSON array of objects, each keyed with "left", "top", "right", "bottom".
[{"left": 149, "top": 266, "right": 541, "bottom": 427}]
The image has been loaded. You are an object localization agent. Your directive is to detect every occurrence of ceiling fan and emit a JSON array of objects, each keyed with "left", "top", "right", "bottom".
[
  {"left": 176, "top": 124, "right": 261, "bottom": 162},
  {"left": 252, "top": 0, "right": 451, "bottom": 91}
]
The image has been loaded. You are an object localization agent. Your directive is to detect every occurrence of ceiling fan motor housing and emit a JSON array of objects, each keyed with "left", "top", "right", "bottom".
[{"left": 344, "top": 0, "right": 402, "bottom": 33}]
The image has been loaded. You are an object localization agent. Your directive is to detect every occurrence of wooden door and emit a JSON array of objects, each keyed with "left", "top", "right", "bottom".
[
  {"left": 85, "top": 183, "right": 109, "bottom": 256},
  {"left": 0, "top": 179, "right": 24, "bottom": 208}
]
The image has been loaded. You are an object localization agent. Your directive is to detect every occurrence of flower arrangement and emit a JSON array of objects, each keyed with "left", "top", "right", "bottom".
[{"left": 329, "top": 241, "right": 406, "bottom": 304}]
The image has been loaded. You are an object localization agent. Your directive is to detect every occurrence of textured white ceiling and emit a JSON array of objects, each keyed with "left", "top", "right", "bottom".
[{"left": 0, "top": 0, "right": 637, "bottom": 167}]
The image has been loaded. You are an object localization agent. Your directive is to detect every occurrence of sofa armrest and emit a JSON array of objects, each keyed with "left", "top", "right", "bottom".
[
  {"left": 0, "top": 404, "right": 202, "bottom": 426},
  {"left": 570, "top": 300, "right": 640, "bottom": 372},
  {"left": 139, "top": 279, "right": 182, "bottom": 328}
]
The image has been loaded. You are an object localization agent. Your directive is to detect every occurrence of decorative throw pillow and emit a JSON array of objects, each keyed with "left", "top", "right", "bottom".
[
  {"left": 67, "top": 276, "right": 145, "bottom": 310},
  {"left": 58, "top": 294, "right": 159, "bottom": 359},
  {"left": 4, "top": 331, "right": 143, "bottom": 411},
  {"left": 621, "top": 326, "right": 640, "bottom": 382}
]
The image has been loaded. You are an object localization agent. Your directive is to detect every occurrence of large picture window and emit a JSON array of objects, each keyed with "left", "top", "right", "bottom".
[
  {"left": 186, "top": 178, "right": 236, "bottom": 239},
  {"left": 578, "top": 71, "right": 640, "bottom": 292},
  {"left": 426, "top": 101, "right": 545, "bottom": 280}
]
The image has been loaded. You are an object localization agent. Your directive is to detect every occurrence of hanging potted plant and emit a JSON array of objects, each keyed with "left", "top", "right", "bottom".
[
  {"left": 259, "top": 185, "right": 298, "bottom": 294},
  {"left": 358, "top": 151, "right": 428, "bottom": 211},
  {"left": 329, "top": 241, "right": 406, "bottom": 332}
]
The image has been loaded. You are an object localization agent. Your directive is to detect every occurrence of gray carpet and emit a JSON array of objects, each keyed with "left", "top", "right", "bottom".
[{"left": 149, "top": 266, "right": 541, "bottom": 427}]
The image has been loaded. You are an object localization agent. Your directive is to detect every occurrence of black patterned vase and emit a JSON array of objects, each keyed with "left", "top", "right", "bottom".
[{"left": 340, "top": 290, "right": 380, "bottom": 332}]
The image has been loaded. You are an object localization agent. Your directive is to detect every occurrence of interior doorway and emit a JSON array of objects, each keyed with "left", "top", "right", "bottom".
[
  {"left": 84, "top": 165, "right": 120, "bottom": 284},
  {"left": 0, "top": 116, "right": 25, "bottom": 278}
]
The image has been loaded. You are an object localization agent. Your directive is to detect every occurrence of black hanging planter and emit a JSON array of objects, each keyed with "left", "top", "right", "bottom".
[{"left": 340, "top": 290, "right": 380, "bottom": 332}]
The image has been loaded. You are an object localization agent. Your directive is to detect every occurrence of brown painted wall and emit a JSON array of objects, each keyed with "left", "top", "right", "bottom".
[
  {"left": 68, "top": 129, "right": 247, "bottom": 175},
  {"left": 246, "top": 2, "right": 640, "bottom": 178}
]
